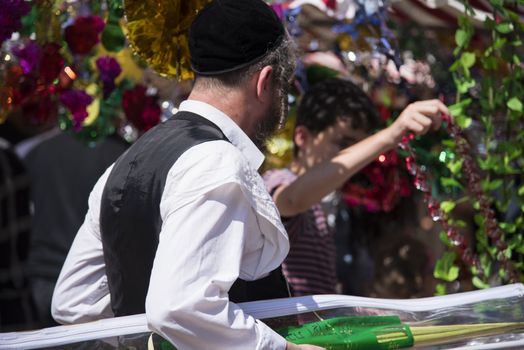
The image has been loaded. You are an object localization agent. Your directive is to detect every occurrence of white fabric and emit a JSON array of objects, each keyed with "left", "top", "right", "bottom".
[{"left": 51, "top": 100, "right": 290, "bottom": 350}]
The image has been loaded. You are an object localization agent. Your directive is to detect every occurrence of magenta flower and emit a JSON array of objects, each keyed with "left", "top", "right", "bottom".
[
  {"left": 270, "top": 4, "right": 284, "bottom": 20},
  {"left": 59, "top": 90, "right": 93, "bottom": 131},
  {"left": 13, "top": 41, "right": 41, "bottom": 74},
  {"left": 96, "top": 56, "right": 122, "bottom": 98}
]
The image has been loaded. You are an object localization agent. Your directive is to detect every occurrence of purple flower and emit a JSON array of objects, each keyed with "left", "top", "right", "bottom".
[
  {"left": 13, "top": 41, "right": 41, "bottom": 74},
  {"left": 0, "top": 0, "right": 31, "bottom": 44},
  {"left": 59, "top": 89, "right": 93, "bottom": 131},
  {"left": 96, "top": 56, "right": 121, "bottom": 98}
]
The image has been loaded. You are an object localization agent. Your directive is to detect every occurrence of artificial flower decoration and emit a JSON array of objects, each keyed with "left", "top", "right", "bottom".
[
  {"left": 64, "top": 16, "right": 105, "bottom": 55},
  {"left": 59, "top": 90, "right": 93, "bottom": 131},
  {"left": 323, "top": 0, "right": 336, "bottom": 10},
  {"left": 96, "top": 56, "right": 122, "bottom": 99},
  {"left": 0, "top": 0, "right": 31, "bottom": 45},
  {"left": 39, "top": 43, "right": 65, "bottom": 84},
  {"left": 5, "top": 41, "right": 65, "bottom": 124},
  {"left": 342, "top": 150, "right": 411, "bottom": 212},
  {"left": 13, "top": 41, "right": 40, "bottom": 74},
  {"left": 122, "top": 84, "right": 161, "bottom": 132},
  {"left": 22, "top": 94, "right": 58, "bottom": 125}
]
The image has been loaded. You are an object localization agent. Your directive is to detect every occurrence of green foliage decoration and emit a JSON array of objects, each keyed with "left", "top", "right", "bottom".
[{"left": 434, "top": 0, "right": 524, "bottom": 291}]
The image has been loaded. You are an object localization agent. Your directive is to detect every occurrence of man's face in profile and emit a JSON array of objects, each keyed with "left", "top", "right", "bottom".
[{"left": 252, "top": 79, "right": 289, "bottom": 150}]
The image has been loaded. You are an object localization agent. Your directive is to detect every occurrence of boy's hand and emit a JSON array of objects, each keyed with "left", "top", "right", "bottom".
[{"left": 386, "top": 99, "right": 449, "bottom": 144}]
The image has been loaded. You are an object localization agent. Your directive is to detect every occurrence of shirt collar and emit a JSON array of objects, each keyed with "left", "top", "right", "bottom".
[{"left": 178, "top": 100, "right": 265, "bottom": 170}]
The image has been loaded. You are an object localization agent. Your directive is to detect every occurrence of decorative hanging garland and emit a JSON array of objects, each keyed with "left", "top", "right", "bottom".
[{"left": 400, "top": 114, "right": 518, "bottom": 283}]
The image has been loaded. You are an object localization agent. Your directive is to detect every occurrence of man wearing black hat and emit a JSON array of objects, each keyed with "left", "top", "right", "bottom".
[{"left": 52, "top": 0, "right": 322, "bottom": 349}]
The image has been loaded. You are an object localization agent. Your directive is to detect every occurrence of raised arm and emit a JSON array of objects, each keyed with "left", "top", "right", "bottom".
[{"left": 273, "top": 99, "right": 449, "bottom": 217}]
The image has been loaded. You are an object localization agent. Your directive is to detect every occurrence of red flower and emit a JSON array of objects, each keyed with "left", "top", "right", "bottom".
[
  {"left": 342, "top": 150, "right": 410, "bottom": 213},
  {"left": 323, "top": 0, "right": 336, "bottom": 10},
  {"left": 64, "top": 16, "right": 105, "bottom": 55},
  {"left": 0, "top": 0, "right": 31, "bottom": 45},
  {"left": 39, "top": 43, "right": 64, "bottom": 84},
  {"left": 122, "top": 85, "right": 161, "bottom": 132},
  {"left": 22, "top": 93, "right": 58, "bottom": 125}
]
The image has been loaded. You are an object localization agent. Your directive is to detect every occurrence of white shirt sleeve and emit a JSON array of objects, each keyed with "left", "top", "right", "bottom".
[
  {"left": 51, "top": 140, "right": 289, "bottom": 349},
  {"left": 147, "top": 141, "right": 288, "bottom": 350},
  {"left": 51, "top": 166, "right": 114, "bottom": 324}
]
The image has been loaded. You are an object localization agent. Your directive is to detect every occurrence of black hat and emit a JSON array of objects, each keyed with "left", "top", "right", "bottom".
[{"left": 189, "top": 0, "right": 285, "bottom": 75}]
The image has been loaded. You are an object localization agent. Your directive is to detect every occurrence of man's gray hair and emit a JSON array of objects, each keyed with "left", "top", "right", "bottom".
[{"left": 194, "top": 34, "right": 297, "bottom": 94}]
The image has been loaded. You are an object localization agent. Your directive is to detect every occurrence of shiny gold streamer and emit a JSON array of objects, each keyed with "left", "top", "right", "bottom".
[{"left": 124, "top": 0, "right": 211, "bottom": 80}]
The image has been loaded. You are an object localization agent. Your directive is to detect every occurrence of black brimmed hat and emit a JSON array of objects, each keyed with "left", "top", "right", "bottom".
[{"left": 189, "top": 0, "right": 285, "bottom": 75}]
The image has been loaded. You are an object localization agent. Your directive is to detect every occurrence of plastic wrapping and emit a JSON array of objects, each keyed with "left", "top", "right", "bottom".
[{"left": 2, "top": 284, "right": 524, "bottom": 349}]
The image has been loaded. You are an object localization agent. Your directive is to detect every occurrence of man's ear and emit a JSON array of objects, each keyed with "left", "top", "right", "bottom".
[{"left": 255, "top": 65, "right": 274, "bottom": 101}]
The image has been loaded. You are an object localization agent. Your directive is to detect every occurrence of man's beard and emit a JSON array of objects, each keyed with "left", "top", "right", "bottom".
[{"left": 251, "top": 88, "right": 288, "bottom": 151}]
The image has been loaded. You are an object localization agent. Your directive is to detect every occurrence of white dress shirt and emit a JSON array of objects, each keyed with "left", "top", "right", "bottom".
[{"left": 52, "top": 100, "right": 290, "bottom": 350}]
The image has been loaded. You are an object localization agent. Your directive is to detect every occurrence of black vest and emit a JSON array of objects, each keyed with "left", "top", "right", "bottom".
[{"left": 100, "top": 112, "right": 288, "bottom": 316}]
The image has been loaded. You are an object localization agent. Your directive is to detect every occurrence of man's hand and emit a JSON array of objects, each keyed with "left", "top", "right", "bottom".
[
  {"left": 286, "top": 342, "right": 326, "bottom": 350},
  {"left": 386, "top": 99, "right": 449, "bottom": 144}
]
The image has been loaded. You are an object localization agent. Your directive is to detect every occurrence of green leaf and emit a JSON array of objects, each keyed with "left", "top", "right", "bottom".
[
  {"left": 479, "top": 254, "right": 492, "bottom": 276},
  {"left": 499, "top": 267, "right": 509, "bottom": 279},
  {"left": 461, "top": 52, "right": 476, "bottom": 68},
  {"left": 439, "top": 231, "right": 452, "bottom": 247},
  {"left": 481, "top": 55, "right": 498, "bottom": 70},
  {"left": 457, "top": 79, "right": 476, "bottom": 93},
  {"left": 435, "top": 283, "right": 446, "bottom": 296},
  {"left": 441, "top": 201, "right": 456, "bottom": 213},
  {"left": 442, "top": 140, "right": 456, "bottom": 148},
  {"left": 447, "top": 159, "right": 464, "bottom": 175},
  {"left": 513, "top": 54, "right": 522, "bottom": 65},
  {"left": 449, "top": 99, "right": 472, "bottom": 117},
  {"left": 472, "top": 276, "right": 490, "bottom": 289},
  {"left": 517, "top": 241, "right": 524, "bottom": 254},
  {"left": 440, "top": 177, "right": 464, "bottom": 189},
  {"left": 481, "top": 179, "right": 503, "bottom": 191},
  {"left": 518, "top": 185, "right": 524, "bottom": 196},
  {"left": 455, "top": 115, "right": 473, "bottom": 129},
  {"left": 449, "top": 219, "right": 467, "bottom": 228},
  {"left": 434, "top": 252, "right": 459, "bottom": 282},
  {"left": 494, "top": 37, "right": 507, "bottom": 49},
  {"left": 507, "top": 97, "right": 523, "bottom": 112},
  {"left": 455, "top": 29, "right": 468, "bottom": 47},
  {"left": 500, "top": 222, "right": 517, "bottom": 234},
  {"left": 495, "top": 22, "right": 514, "bottom": 33}
]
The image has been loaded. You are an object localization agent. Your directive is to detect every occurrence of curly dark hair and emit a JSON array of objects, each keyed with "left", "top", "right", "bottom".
[{"left": 296, "top": 78, "right": 381, "bottom": 134}]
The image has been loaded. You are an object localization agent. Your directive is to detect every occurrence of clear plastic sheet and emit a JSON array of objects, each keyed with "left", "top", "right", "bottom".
[
  {"left": 2, "top": 284, "right": 524, "bottom": 349},
  {"left": 261, "top": 292, "right": 524, "bottom": 349}
]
